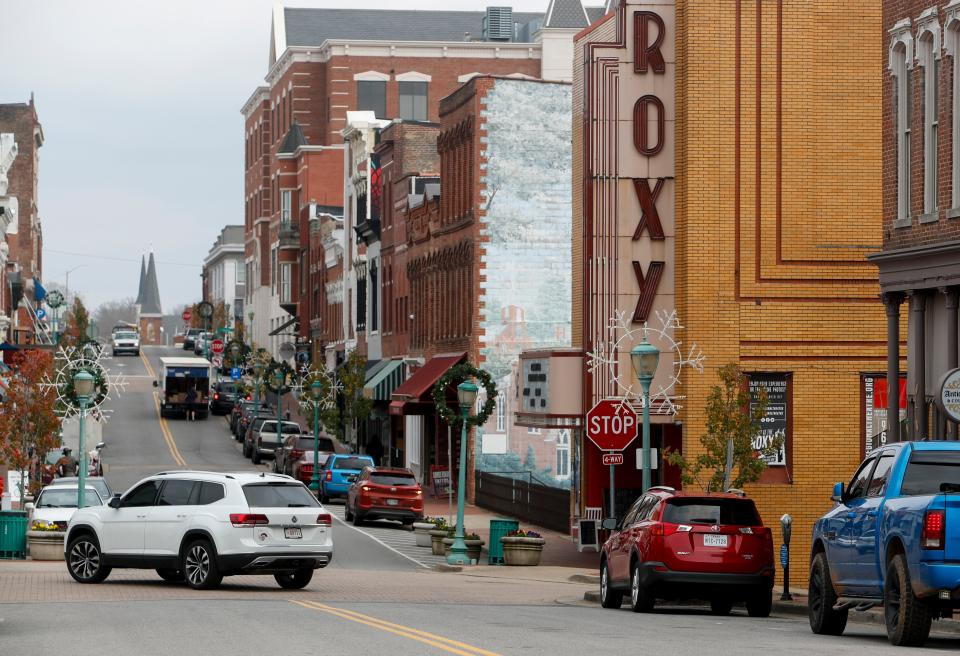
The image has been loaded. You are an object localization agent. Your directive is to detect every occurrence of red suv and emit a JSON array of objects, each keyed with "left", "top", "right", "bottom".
[
  {"left": 345, "top": 467, "right": 424, "bottom": 526},
  {"left": 599, "top": 487, "right": 774, "bottom": 616}
]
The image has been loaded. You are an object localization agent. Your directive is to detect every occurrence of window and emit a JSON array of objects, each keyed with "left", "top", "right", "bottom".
[
  {"left": 663, "top": 498, "right": 762, "bottom": 526},
  {"left": 528, "top": 426, "right": 541, "bottom": 435},
  {"left": 158, "top": 480, "right": 196, "bottom": 506},
  {"left": 496, "top": 392, "right": 505, "bottom": 432},
  {"left": 919, "top": 26, "right": 940, "bottom": 217},
  {"left": 891, "top": 32, "right": 912, "bottom": 225},
  {"left": 196, "top": 482, "right": 225, "bottom": 505},
  {"left": 357, "top": 80, "right": 386, "bottom": 118},
  {"left": 399, "top": 81, "right": 428, "bottom": 121},
  {"left": 556, "top": 430, "right": 570, "bottom": 479},
  {"left": 370, "top": 260, "right": 379, "bottom": 332},
  {"left": 951, "top": 17, "right": 960, "bottom": 209},
  {"left": 122, "top": 480, "right": 160, "bottom": 507},
  {"left": 867, "top": 454, "right": 896, "bottom": 497},
  {"left": 280, "top": 263, "right": 291, "bottom": 304},
  {"left": 242, "top": 482, "right": 320, "bottom": 508},
  {"left": 271, "top": 248, "right": 278, "bottom": 294},
  {"left": 281, "top": 190, "right": 292, "bottom": 225},
  {"left": 901, "top": 450, "right": 960, "bottom": 495},
  {"left": 236, "top": 264, "right": 245, "bottom": 284},
  {"left": 846, "top": 457, "right": 877, "bottom": 500},
  {"left": 356, "top": 275, "right": 367, "bottom": 331}
]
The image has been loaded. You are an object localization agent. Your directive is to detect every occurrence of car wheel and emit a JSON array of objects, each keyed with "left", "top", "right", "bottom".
[
  {"left": 272, "top": 458, "right": 279, "bottom": 473},
  {"left": 66, "top": 534, "right": 112, "bottom": 584},
  {"left": 156, "top": 568, "right": 184, "bottom": 582},
  {"left": 344, "top": 503, "right": 354, "bottom": 522},
  {"left": 252, "top": 449, "right": 261, "bottom": 465},
  {"left": 320, "top": 489, "right": 329, "bottom": 504},
  {"left": 352, "top": 509, "right": 363, "bottom": 526},
  {"left": 182, "top": 539, "right": 223, "bottom": 590},
  {"left": 746, "top": 589, "right": 772, "bottom": 618},
  {"left": 808, "top": 552, "right": 847, "bottom": 635},
  {"left": 275, "top": 567, "right": 314, "bottom": 590},
  {"left": 710, "top": 599, "right": 733, "bottom": 615},
  {"left": 629, "top": 560, "right": 654, "bottom": 613},
  {"left": 885, "top": 553, "right": 932, "bottom": 646},
  {"left": 242, "top": 443, "right": 251, "bottom": 458},
  {"left": 599, "top": 560, "right": 623, "bottom": 609},
  {"left": 402, "top": 519, "right": 414, "bottom": 527}
]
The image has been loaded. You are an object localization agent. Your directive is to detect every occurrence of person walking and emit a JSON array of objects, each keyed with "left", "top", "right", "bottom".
[{"left": 185, "top": 385, "right": 198, "bottom": 421}]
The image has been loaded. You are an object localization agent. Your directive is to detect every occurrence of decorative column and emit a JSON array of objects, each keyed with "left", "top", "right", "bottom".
[
  {"left": 911, "top": 292, "right": 928, "bottom": 440},
  {"left": 944, "top": 287, "right": 960, "bottom": 439},
  {"left": 884, "top": 293, "right": 904, "bottom": 443}
]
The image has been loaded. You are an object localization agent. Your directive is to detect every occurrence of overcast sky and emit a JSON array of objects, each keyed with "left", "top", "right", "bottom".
[{"left": 0, "top": 0, "right": 552, "bottom": 314}]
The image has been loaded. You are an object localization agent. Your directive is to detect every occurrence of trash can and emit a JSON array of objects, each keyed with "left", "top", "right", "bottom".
[
  {"left": 0, "top": 510, "right": 28, "bottom": 559},
  {"left": 487, "top": 518, "right": 520, "bottom": 565}
]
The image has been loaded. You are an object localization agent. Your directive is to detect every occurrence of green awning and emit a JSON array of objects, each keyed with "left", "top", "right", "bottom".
[{"left": 363, "top": 359, "right": 405, "bottom": 402}]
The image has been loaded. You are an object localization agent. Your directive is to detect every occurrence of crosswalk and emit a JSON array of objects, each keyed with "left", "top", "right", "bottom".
[{"left": 325, "top": 503, "right": 452, "bottom": 570}]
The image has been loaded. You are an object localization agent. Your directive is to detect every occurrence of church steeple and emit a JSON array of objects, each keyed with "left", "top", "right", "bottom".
[
  {"left": 135, "top": 255, "right": 146, "bottom": 307},
  {"left": 141, "top": 252, "right": 162, "bottom": 316}
]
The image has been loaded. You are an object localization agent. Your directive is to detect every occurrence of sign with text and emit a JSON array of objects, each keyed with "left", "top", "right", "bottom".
[
  {"left": 181, "top": 309, "right": 192, "bottom": 322},
  {"left": 937, "top": 368, "right": 960, "bottom": 424},
  {"left": 862, "top": 373, "right": 907, "bottom": 456},
  {"left": 586, "top": 400, "right": 639, "bottom": 452},
  {"left": 211, "top": 339, "right": 225, "bottom": 354},
  {"left": 602, "top": 453, "right": 624, "bottom": 466},
  {"left": 748, "top": 373, "right": 788, "bottom": 467}
]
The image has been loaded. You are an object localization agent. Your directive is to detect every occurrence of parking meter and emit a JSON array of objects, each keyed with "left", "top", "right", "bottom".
[{"left": 780, "top": 514, "right": 793, "bottom": 601}]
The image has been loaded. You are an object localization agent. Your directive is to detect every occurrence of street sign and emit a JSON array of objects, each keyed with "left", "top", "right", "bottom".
[
  {"left": 586, "top": 400, "right": 639, "bottom": 452},
  {"left": 211, "top": 339, "right": 225, "bottom": 354},
  {"left": 182, "top": 309, "right": 192, "bottom": 322},
  {"left": 216, "top": 327, "right": 233, "bottom": 334},
  {"left": 230, "top": 367, "right": 242, "bottom": 380},
  {"left": 212, "top": 355, "right": 223, "bottom": 368},
  {"left": 602, "top": 453, "right": 624, "bottom": 466},
  {"left": 36, "top": 308, "right": 46, "bottom": 320},
  {"left": 278, "top": 341, "right": 296, "bottom": 361}
]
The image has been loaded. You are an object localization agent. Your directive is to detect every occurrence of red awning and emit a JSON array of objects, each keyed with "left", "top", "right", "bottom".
[{"left": 389, "top": 353, "right": 465, "bottom": 415}]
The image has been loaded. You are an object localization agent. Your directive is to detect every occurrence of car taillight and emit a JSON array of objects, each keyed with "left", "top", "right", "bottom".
[
  {"left": 317, "top": 513, "right": 332, "bottom": 527},
  {"left": 416, "top": 489, "right": 423, "bottom": 495},
  {"left": 214, "top": 393, "right": 219, "bottom": 400},
  {"left": 325, "top": 470, "right": 332, "bottom": 482},
  {"left": 230, "top": 513, "right": 269, "bottom": 527},
  {"left": 301, "top": 464, "right": 313, "bottom": 473},
  {"left": 362, "top": 485, "right": 371, "bottom": 492},
  {"left": 650, "top": 523, "right": 665, "bottom": 536},
  {"left": 923, "top": 510, "right": 945, "bottom": 549}
]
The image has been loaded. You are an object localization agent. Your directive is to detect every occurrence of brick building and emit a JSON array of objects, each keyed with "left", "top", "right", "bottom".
[
  {"left": 559, "top": 0, "right": 887, "bottom": 570},
  {"left": 0, "top": 98, "right": 44, "bottom": 345},
  {"left": 241, "top": 2, "right": 600, "bottom": 361},
  {"left": 136, "top": 252, "right": 163, "bottom": 345}
]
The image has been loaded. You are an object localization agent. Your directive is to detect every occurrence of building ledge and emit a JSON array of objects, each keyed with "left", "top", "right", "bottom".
[
  {"left": 947, "top": 207, "right": 960, "bottom": 219},
  {"left": 892, "top": 216, "right": 912, "bottom": 229},
  {"left": 919, "top": 210, "right": 940, "bottom": 224}
]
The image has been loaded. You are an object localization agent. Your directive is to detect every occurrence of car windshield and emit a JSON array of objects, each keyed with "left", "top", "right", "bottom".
[
  {"left": 261, "top": 422, "right": 301, "bottom": 434},
  {"left": 115, "top": 332, "right": 137, "bottom": 340},
  {"left": 242, "top": 482, "right": 321, "bottom": 508},
  {"left": 370, "top": 473, "right": 417, "bottom": 486},
  {"left": 218, "top": 383, "right": 237, "bottom": 393},
  {"left": 53, "top": 478, "right": 110, "bottom": 499},
  {"left": 332, "top": 457, "right": 373, "bottom": 471},
  {"left": 37, "top": 488, "right": 102, "bottom": 508},
  {"left": 901, "top": 451, "right": 960, "bottom": 495},
  {"left": 662, "top": 498, "right": 761, "bottom": 526}
]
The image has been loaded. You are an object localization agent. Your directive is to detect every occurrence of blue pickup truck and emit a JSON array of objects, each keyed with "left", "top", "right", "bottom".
[{"left": 809, "top": 441, "right": 960, "bottom": 646}]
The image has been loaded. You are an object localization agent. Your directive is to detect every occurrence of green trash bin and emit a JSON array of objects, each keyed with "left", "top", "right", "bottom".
[
  {"left": 0, "top": 510, "right": 28, "bottom": 560},
  {"left": 487, "top": 518, "right": 520, "bottom": 565}
]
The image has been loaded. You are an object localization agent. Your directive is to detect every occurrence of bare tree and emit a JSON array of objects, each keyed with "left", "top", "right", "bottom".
[{"left": 93, "top": 297, "right": 138, "bottom": 337}]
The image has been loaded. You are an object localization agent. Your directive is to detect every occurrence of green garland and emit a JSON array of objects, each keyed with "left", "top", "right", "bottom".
[
  {"left": 58, "top": 363, "right": 108, "bottom": 411},
  {"left": 432, "top": 362, "right": 497, "bottom": 427},
  {"left": 264, "top": 359, "right": 294, "bottom": 394}
]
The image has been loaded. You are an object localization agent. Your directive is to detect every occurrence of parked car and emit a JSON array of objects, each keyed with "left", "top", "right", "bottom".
[
  {"left": 210, "top": 381, "right": 240, "bottom": 416},
  {"left": 230, "top": 399, "right": 255, "bottom": 435},
  {"left": 251, "top": 420, "right": 302, "bottom": 465},
  {"left": 50, "top": 476, "right": 113, "bottom": 502},
  {"left": 193, "top": 332, "right": 213, "bottom": 356},
  {"left": 319, "top": 454, "right": 375, "bottom": 503},
  {"left": 27, "top": 484, "right": 104, "bottom": 531},
  {"left": 598, "top": 486, "right": 773, "bottom": 616},
  {"left": 808, "top": 441, "right": 960, "bottom": 647},
  {"left": 182, "top": 328, "right": 203, "bottom": 351},
  {"left": 345, "top": 467, "right": 424, "bottom": 526},
  {"left": 242, "top": 415, "right": 277, "bottom": 457},
  {"left": 275, "top": 434, "right": 336, "bottom": 476},
  {"left": 111, "top": 330, "right": 140, "bottom": 357},
  {"left": 292, "top": 451, "right": 333, "bottom": 487},
  {"left": 65, "top": 471, "right": 333, "bottom": 589}
]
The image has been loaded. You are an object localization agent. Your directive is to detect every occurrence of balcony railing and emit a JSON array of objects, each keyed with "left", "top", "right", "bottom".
[{"left": 278, "top": 223, "right": 300, "bottom": 249}]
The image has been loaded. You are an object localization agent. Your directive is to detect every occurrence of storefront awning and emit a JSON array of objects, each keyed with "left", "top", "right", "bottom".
[
  {"left": 363, "top": 359, "right": 405, "bottom": 402},
  {"left": 389, "top": 352, "right": 466, "bottom": 415}
]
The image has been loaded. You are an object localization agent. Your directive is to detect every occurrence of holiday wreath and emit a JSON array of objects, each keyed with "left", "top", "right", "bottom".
[{"left": 431, "top": 362, "right": 497, "bottom": 427}]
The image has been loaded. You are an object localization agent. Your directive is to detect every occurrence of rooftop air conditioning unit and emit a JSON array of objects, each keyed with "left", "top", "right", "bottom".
[{"left": 483, "top": 6, "right": 513, "bottom": 41}]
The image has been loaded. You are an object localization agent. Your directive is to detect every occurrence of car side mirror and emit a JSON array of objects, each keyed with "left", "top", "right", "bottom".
[
  {"left": 152, "top": 380, "right": 158, "bottom": 387},
  {"left": 831, "top": 482, "right": 845, "bottom": 503},
  {"left": 601, "top": 518, "right": 618, "bottom": 531},
  {"left": 95, "top": 442, "right": 105, "bottom": 451},
  {"left": 25, "top": 502, "right": 35, "bottom": 512},
  {"left": 108, "top": 495, "right": 121, "bottom": 509}
]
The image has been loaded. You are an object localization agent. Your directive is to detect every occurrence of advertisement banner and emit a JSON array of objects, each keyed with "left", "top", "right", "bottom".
[
  {"left": 862, "top": 373, "right": 907, "bottom": 457},
  {"left": 749, "top": 373, "right": 789, "bottom": 467}
]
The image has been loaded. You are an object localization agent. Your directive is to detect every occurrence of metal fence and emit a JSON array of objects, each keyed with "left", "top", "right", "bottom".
[{"left": 475, "top": 471, "right": 570, "bottom": 534}]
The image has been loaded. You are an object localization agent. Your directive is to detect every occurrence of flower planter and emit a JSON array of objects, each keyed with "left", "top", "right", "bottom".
[
  {"left": 429, "top": 529, "right": 448, "bottom": 556},
  {"left": 413, "top": 522, "right": 435, "bottom": 548},
  {"left": 500, "top": 536, "right": 545, "bottom": 566},
  {"left": 27, "top": 531, "right": 65, "bottom": 561},
  {"left": 442, "top": 537, "right": 485, "bottom": 564}
]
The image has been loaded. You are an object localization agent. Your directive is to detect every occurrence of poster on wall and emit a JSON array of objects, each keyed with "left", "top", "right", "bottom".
[
  {"left": 862, "top": 373, "right": 907, "bottom": 457},
  {"left": 748, "top": 373, "right": 789, "bottom": 467}
]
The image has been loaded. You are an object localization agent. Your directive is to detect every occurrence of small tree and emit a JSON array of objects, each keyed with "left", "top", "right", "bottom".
[
  {"left": 61, "top": 297, "right": 91, "bottom": 348},
  {"left": 321, "top": 349, "right": 372, "bottom": 446},
  {"left": 666, "top": 363, "right": 779, "bottom": 492}
]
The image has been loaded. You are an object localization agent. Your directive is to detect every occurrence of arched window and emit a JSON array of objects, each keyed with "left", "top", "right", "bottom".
[
  {"left": 555, "top": 430, "right": 570, "bottom": 480},
  {"left": 889, "top": 20, "right": 914, "bottom": 227},
  {"left": 496, "top": 392, "right": 505, "bottom": 432},
  {"left": 945, "top": 9, "right": 960, "bottom": 211},
  {"left": 917, "top": 12, "right": 941, "bottom": 219}
]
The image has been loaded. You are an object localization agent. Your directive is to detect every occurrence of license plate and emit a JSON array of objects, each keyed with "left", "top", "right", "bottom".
[
  {"left": 703, "top": 534, "right": 728, "bottom": 547},
  {"left": 284, "top": 527, "right": 302, "bottom": 539},
  {"left": 386, "top": 499, "right": 399, "bottom": 506}
]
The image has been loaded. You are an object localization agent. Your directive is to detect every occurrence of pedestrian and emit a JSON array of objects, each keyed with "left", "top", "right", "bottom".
[
  {"left": 56, "top": 448, "right": 78, "bottom": 478},
  {"left": 185, "top": 385, "right": 197, "bottom": 421}
]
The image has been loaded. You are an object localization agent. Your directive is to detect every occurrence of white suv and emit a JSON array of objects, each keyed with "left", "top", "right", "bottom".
[
  {"left": 112, "top": 330, "right": 140, "bottom": 356},
  {"left": 64, "top": 471, "right": 333, "bottom": 590}
]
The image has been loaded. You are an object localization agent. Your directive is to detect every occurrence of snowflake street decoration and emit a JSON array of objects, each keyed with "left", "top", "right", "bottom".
[
  {"left": 586, "top": 309, "right": 705, "bottom": 416},
  {"left": 292, "top": 364, "right": 341, "bottom": 413},
  {"left": 41, "top": 345, "right": 128, "bottom": 421}
]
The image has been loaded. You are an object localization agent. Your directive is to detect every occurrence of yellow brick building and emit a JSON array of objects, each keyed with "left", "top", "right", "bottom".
[{"left": 573, "top": 0, "right": 887, "bottom": 583}]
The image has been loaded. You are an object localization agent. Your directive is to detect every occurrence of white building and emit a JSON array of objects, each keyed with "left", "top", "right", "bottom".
[{"left": 202, "top": 225, "right": 246, "bottom": 330}]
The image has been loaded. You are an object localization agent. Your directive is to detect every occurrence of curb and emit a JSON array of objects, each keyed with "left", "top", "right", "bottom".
[
  {"left": 433, "top": 563, "right": 464, "bottom": 573},
  {"left": 569, "top": 574, "right": 600, "bottom": 585}
]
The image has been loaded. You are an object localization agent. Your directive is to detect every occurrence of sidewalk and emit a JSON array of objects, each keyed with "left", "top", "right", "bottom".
[{"left": 422, "top": 497, "right": 601, "bottom": 570}]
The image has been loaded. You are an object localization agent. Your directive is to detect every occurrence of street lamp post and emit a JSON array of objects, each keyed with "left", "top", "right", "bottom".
[
  {"left": 73, "top": 370, "right": 95, "bottom": 509},
  {"left": 252, "top": 361, "right": 264, "bottom": 425},
  {"left": 274, "top": 368, "right": 285, "bottom": 453},
  {"left": 309, "top": 380, "right": 323, "bottom": 492},
  {"left": 631, "top": 338, "right": 660, "bottom": 492},
  {"left": 447, "top": 380, "right": 479, "bottom": 566}
]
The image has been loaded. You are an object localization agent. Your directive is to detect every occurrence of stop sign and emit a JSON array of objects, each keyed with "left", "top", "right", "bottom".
[
  {"left": 586, "top": 400, "right": 639, "bottom": 452},
  {"left": 211, "top": 339, "right": 225, "bottom": 354},
  {"left": 182, "top": 309, "right": 192, "bottom": 322}
]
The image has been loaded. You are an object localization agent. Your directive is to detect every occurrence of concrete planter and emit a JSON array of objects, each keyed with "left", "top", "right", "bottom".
[
  {"left": 500, "top": 536, "right": 545, "bottom": 566},
  {"left": 442, "top": 537, "right": 485, "bottom": 564},
  {"left": 27, "top": 531, "right": 65, "bottom": 561},
  {"left": 413, "top": 522, "right": 435, "bottom": 547},
  {"left": 429, "top": 529, "right": 448, "bottom": 556}
]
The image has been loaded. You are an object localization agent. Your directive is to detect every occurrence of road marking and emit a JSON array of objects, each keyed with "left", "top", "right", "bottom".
[
  {"left": 329, "top": 509, "right": 431, "bottom": 570},
  {"left": 139, "top": 351, "right": 156, "bottom": 379},
  {"left": 327, "top": 505, "right": 448, "bottom": 569},
  {"left": 291, "top": 600, "right": 501, "bottom": 656},
  {"left": 142, "top": 352, "right": 187, "bottom": 468}
]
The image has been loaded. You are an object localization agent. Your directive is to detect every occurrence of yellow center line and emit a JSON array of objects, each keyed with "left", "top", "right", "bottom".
[
  {"left": 142, "top": 351, "right": 187, "bottom": 468},
  {"left": 290, "top": 600, "right": 501, "bottom": 656}
]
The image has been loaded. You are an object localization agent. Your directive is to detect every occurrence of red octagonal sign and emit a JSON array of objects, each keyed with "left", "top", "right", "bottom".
[
  {"left": 586, "top": 400, "right": 639, "bottom": 452},
  {"left": 211, "top": 339, "right": 225, "bottom": 354}
]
